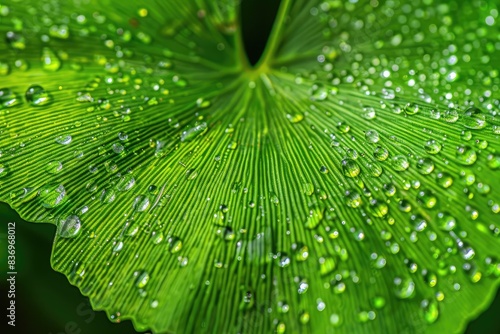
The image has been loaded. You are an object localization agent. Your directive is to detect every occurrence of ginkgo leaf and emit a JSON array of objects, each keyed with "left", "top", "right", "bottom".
[{"left": 1, "top": 0, "right": 499, "bottom": 333}]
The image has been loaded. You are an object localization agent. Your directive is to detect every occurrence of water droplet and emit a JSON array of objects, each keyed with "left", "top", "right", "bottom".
[
  {"left": 41, "top": 47, "right": 61, "bottom": 71},
  {"left": 100, "top": 187, "right": 116, "bottom": 204},
  {"left": 319, "top": 256, "right": 336, "bottom": 275},
  {"left": 486, "top": 154, "right": 500, "bottom": 170},
  {"left": 455, "top": 146, "right": 477, "bottom": 165},
  {"left": 180, "top": 122, "right": 207, "bottom": 142},
  {"left": 167, "top": 236, "right": 183, "bottom": 253},
  {"left": 398, "top": 199, "right": 412, "bottom": 212},
  {"left": 275, "top": 321, "right": 286, "bottom": 333},
  {"left": 227, "top": 141, "right": 238, "bottom": 150},
  {"left": 297, "top": 279, "right": 309, "bottom": 294},
  {"left": 0, "top": 61, "right": 9, "bottom": 75},
  {"left": 49, "top": 24, "right": 70, "bottom": 39},
  {"left": 462, "top": 107, "right": 487, "bottom": 129},
  {"left": 116, "top": 174, "right": 135, "bottom": 191},
  {"left": 411, "top": 214, "right": 428, "bottom": 231},
  {"left": 345, "top": 190, "right": 362, "bottom": 208},
  {"left": 373, "top": 146, "right": 389, "bottom": 161},
  {"left": 45, "top": 160, "right": 63, "bottom": 174},
  {"left": 391, "top": 155, "right": 409, "bottom": 171},
  {"left": 55, "top": 135, "right": 72, "bottom": 145},
  {"left": 292, "top": 243, "right": 309, "bottom": 261},
  {"left": 371, "top": 296, "right": 386, "bottom": 309},
  {"left": 463, "top": 262, "right": 482, "bottom": 283},
  {"left": 330, "top": 314, "right": 341, "bottom": 327},
  {"left": 278, "top": 253, "right": 291, "bottom": 268},
  {"left": 442, "top": 109, "right": 459, "bottom": 123},
  {"left": 133, "top": 195, "right": 150, "bottom": 212},
  {"left": 6, "top": 31, "right": 26, "bottom": 50},
  {"left": 460, "top": 244, "right": 475, "bottom": 260},
  {"left": 286, "top": 112, "right": 304, "bottom": 123},
  {"left": 270, "top": 192, "right": 279, "bottom": 205},
  {"left": 25, "top": 85, "right": 51, "bottom": 106},
  {"left": 300, "top": 311, "right": 311, "bottom": 323},
  {"left": 369, "top": 199, "right": 388, "bottom": 218},
  {"left": 394, "top": 277, "right": 415, "bottom": 299},
  {"left": 0, "top": 88, "right": 21, "bottom": 108},
  {"left": 336, "top": 122, "right": 350, "bottom": 133},
  {"left": 436, "top": 212, "right": 456, "bottom": 231},
  {"left": 135, "top": 271, "right": 150, "bottom": 288},
  {"left": 39, "top": 183, "right": 67, "bottom": 208},
  {"left": 302, "top": 183, "right": 314, "bottom": 196},
  {"left": 305, "top": 206, "right": 324, "bottom": 229},
  {"left": 423, "top": 271, "right": 437, "bottom": 287},
  {"left": 366, "top": 162, "right": 383, "bottom": 177},
  {"left": 416, "top": 158, "right": 434, "bottom": 174},
  {"left": 58, "top": 215, "right": 81, "bottom": 238},
  {"left": 342, "top": 159, "right": 360, "bottom": 178},
  {"left": 416, "top": 189, "right": 437, "bottom": 208},
  {"left": 383, "top": 182, "right": 396, "bottom": 197},
  {"left": 436, "top": 172, "right": 453, "bottom": 188},
  {"left": 422, "top": 300, "right": 439, "bottom": 324},
  {"left": 365, "top": 129, "right": 380, "bottom": 143},
  {"left": 113, "top": 241, "right": 124, "bottom": 253},
  {"left": 310, "top": 83, "right": 328, "bottom": 101},
  {"left": 186, "top": 169, "right": 198, "bottom": 180},
  {"left": 404, "top": 102, "right": 419, "bottom": 115},
  {"left": 424, "top": 139, "right": 442, "bottom": 154},
  {"left": 239, "top": 290, "right": 255, "bottom": 310},
  {"left": 217, "top": 226, "right": 235, "bottom": 241}
]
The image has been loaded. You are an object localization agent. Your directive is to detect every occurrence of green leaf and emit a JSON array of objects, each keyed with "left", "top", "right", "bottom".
[{"left": 1, "top": 0, "right": 499, "bottom": 333}]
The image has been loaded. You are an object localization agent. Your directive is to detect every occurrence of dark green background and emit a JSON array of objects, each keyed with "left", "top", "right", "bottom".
[{"left": 1, "top": 202, "right": 499, "bottom": 333}]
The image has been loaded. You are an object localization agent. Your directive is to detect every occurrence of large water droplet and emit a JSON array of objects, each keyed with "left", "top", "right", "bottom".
[
  {"left": 116, "top": 174, "right": 135, "bottom": 191},
  {"left": 422, "top": 300, "right": 439, "bottom": 324},
  {"left": 342, "top": 159, "right": 360, "bottom": 178},
  {"left": 424, "top": 139, "right": 442, "bottom": 154},
  {"left": 41, "top": 47, "right": 61, "bottom": 71},
  {"left": 167, "top": 236, "right": 183, "bottom": 253},
  {"left": 180, "top": 122, "right": 207, "bottom": 142},
  {"left": 39, "top": 183, "right": 67, "bottom": 208},
  {"left": 58, "top": 215, "right": 81, "bottom": 238},
  {"left": 394, "top": 277, "right": 415, "bottom": 299},
  {"left": 462, "top": 107, "right": 487, "bottom": 129},
  {"left": 365, "top": 129, "right": 380, "bottom": 143},
  {"left": 0, "top": 88, "right": 21, "bottom": 108},
  {"left": 25, "top": 85, "right": 51, "bottom": 106},
  {"left": 436, "top": 212, "right": 456, "bottom": 231},
  {"left": 416, "top": 158, "right": 434, "bottom": 174},
  {"left": 455, "top": 146, "right": 477, "bottom": 165},
  {"left": 391, "top": 155, "right": 409, "bottom": 171},
  {"left": 373, "top": 146, "right": 389, "bottom": 161},
  {"left": 135, "top": 271, "right": 150, "bottom": 288},
  {"left": 133, "top": 195, "right": 151, "bottom": 212}
]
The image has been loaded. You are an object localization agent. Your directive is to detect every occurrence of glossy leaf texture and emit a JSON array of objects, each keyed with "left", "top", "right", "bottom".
[{"left": 0, "top": 0, "right": 499, "bottom": 333}]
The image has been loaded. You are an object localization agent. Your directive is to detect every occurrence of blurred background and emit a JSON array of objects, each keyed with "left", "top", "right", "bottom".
[{"left": 1, "top": 202, "right": 499, "bottom": 333}]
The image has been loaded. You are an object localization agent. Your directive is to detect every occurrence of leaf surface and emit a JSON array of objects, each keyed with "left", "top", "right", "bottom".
[{"left": 0, "top": 0, "right": 499, "bottom": 333}]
